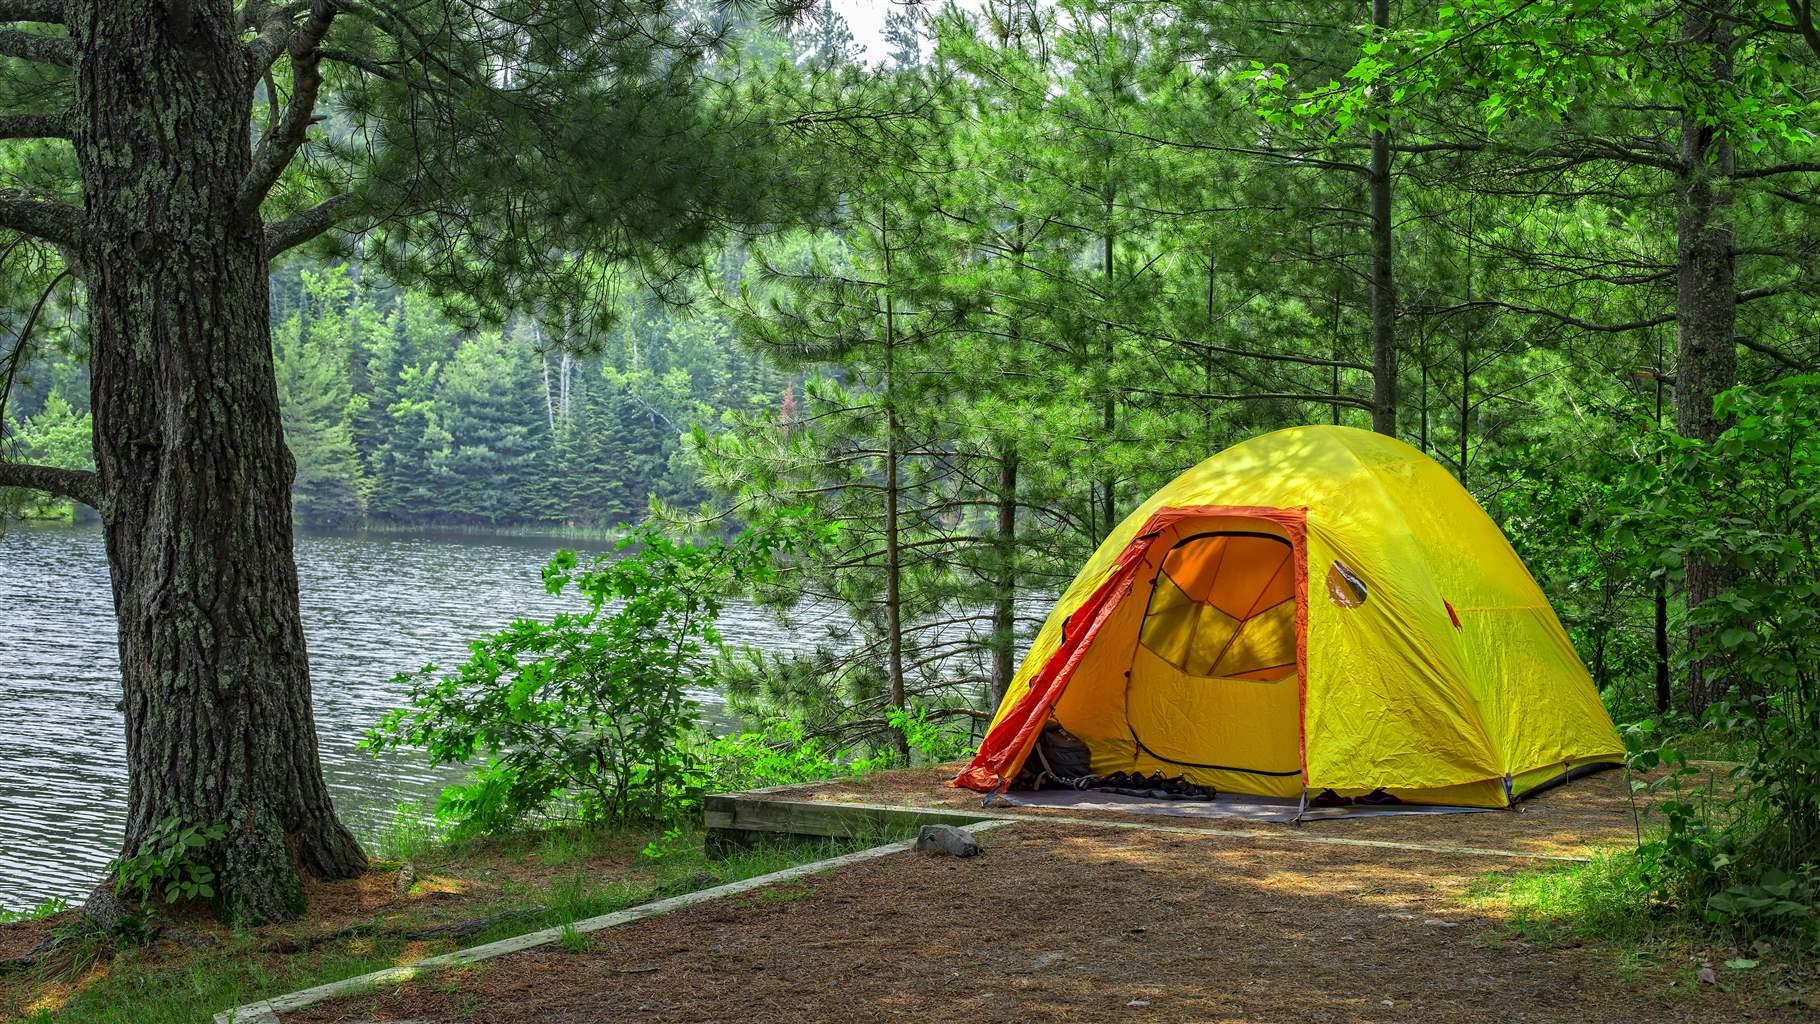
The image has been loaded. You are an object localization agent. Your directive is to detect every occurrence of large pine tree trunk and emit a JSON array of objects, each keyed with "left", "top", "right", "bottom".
[
  {"left": 1367, "top": 0, "right": 1398, "bottom": 437},
  {"left": 1674, "top": 0, "right": 1738, "bottom": 714},
  {"left": 72, "top": 0, "right": 366, "bottom": 925}
]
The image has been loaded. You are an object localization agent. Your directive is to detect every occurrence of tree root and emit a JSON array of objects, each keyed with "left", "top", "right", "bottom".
[{"left": 257, "top": 907, "right": 548, "bottom": 954}]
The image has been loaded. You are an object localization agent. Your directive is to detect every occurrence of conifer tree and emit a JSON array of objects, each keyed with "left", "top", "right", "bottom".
[
  {"left": 882, "top": 1, "right": 923, "bottom": 68},
  {"left": 0, "top": 0, "right": 831, "bottom": 923}
]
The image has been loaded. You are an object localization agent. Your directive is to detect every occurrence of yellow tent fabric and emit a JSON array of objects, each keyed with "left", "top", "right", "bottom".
[{"left": 956, "top": 425, "right": 1624, "bottom": 808}]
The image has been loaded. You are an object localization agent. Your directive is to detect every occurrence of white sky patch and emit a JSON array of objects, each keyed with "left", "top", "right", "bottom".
[
  {"left": 834, "top": 0, "right": 991, "bottom": 63},
  {"left": 834, "top": 0, "right": 899, "bottom": 59}
]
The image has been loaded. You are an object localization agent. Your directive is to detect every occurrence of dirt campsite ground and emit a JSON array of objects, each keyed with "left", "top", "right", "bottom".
[{"left": 285, "top": 769, "right": 1818, "bottom": 1024}]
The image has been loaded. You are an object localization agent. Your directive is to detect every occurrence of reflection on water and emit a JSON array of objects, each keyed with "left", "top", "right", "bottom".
[{"left": 0, "top": 524, "right": 845, "bottom": 911}]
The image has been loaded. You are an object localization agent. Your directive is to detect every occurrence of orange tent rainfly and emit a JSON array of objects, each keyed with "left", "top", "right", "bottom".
[{"left": 955, "top": 425, "right": 1624, "bottom": 809}]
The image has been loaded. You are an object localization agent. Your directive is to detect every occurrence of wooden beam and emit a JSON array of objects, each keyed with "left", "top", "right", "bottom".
[
  {"left": 214, "top": 821, "right": 1013, "bottom": 1024},
  {"left": 704, "top": 792, "right": 1592, "bottom": 864}
]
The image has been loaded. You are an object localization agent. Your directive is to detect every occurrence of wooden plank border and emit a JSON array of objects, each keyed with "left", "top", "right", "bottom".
[
  {"left": 707, "top": 793, "right": 1593, "bottom": 864},
  {"left": 212, "top": 820, "right": 1012, "bottom": 1024},
  {"left": 703, "top": 791, "right": 999, "bottom": 852}
]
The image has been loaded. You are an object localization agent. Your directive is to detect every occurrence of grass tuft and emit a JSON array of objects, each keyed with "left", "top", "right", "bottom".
[
  {"left": 1464, "top": 850, "right": 1669, "bottom": 946},
  {"left": 555, "top": 923, "right": 588, "bottom": 953}
]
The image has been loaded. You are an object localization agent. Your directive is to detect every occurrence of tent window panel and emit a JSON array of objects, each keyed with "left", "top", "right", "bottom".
[
  {"left": 1183, "top": 606, "right": 1240, "bottom": 676},
  {"left": 1162, "top": 536, "right": 1230, "bottom": 603},
  {"left": 1139, "top": 531, "right": 1296, "bottom": 682},
  {"left": 1147, "top": 570, "right": 1195, "bottom": 615},
  {"left": 1138, "top": 603, "right": 1195, "bottom": 667},
  {"left": 1214, "top": 600, "right": 1296, "bottom": 680}
]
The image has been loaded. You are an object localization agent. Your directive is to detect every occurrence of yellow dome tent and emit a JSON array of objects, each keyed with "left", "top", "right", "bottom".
[{"left": 955, "top": 425, "right": 1624, "bottom": 808}]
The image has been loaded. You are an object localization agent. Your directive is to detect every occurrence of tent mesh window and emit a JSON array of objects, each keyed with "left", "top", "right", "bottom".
[{"left": 1137, "top": 533, "right": 1295, "bottom": 682}]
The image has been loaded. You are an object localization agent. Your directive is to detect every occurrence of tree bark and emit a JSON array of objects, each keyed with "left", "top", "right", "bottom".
[
  {"left": 879, "top": 203, "right": 908, "bottom": 763},
  {"left": 1367, "top": 0, "right": 1398, "bottom": 437},
  {"left": 1458, "top": 338, "right": 1470, "bottom": 487},
  {"left": 1653, "top": 333, "right": 1672, "bottom": 715},
  {"left": 71, "top": 0, "right": 365, "bottom": 925},
  {"left": 988, "top": 447, "right": 1018, "bottom": 709},
  {"left": 1674, "top": 0, "right": 1738, "bottom": 714},
  {"left": 1099, "top": 193, "right": 1117, "bottom": 537}
]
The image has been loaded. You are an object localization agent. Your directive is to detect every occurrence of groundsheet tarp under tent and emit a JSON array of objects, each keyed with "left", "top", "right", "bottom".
[{"left": 998, "top": 789, "right": 1495, "bottom": 823}]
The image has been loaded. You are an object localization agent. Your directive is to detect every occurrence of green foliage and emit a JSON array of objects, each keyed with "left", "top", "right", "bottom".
[
  {"left": 110, "top": 817, "right": 228, "bottom": 908},
  {"left": 638, "top": 824, "right": 690, "bottom": 863},
  {"left": 365, "top": 525, "right": 808, "bottom": 834},
  {"left": 556, "top": 922, "right": 589, "bottom": 953},
  {"left": 1466, "top": 852, "right": 1663, "bottom": 947},
  {"left": 0, "top": 896, "right": 69, "bottom": 924},
  {"left": 1618, "top": 377, "right": 1820, "bottom": 950},
  {"left": 373, "top": 801, "right": 446, "bottom": 862},
  {"left": 886, "top": 705, "right": 975, "bottom": 764},
  {"left": 696, "top": 718, "right": 890, "bottom": 793},
  {"left": 3, "top": 390, "right": 93, "bottom": 521},
  {"left": 1252, "top": 1, "right": 1820, "bottom": 145}
]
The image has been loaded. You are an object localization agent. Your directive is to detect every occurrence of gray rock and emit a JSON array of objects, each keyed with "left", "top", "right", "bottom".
[
  {"left": 913, "top": 824, "right": 981, "bottom": 857},
  {"left": 394, "top": 861, "right": 417, "bottom": 899}
]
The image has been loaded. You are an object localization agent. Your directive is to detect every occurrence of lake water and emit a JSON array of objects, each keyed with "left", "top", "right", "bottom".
[{"left": 0, "top": 524, "right": 872, "bottom": 911}]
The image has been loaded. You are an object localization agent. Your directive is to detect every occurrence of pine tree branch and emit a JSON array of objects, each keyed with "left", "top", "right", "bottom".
[
  {"left": 1732, "top": 161, "right": 1820, "bottom": 180},
  {"left": 0, "top": 26, "right": 72, "bottom": 64},
  {"left": 1738, "top": 336, "right": 1807, "bottom": 370},
  {"left": 0, "top": 188, "right": 83, "bottom": 247},
  {"left": 0, "top": 111, "right": 68, "bottom": 139},
  {"left": 264, "top": 191, "right": 352, "bottom": 256},
  {"left": 317, "top": 46, "right": 404, "bottom": 81},
  {"left": 238, "top": 1, "right": 336, "bottom": 224},
  {"left": 1120, "top": 384, "right": 1378, "bottom": 411},
  {"left": 0, "top": 0, "right": 63, "bottom": 23},
  {"left": 243, "top": 0, "right": 314, "bottom": 68},
  {"left": 0, "top": 461, "right": 98, "bottom": 508},
  {"left": 1431, "top": 282, "right": 1797, "bottom": 335},
  {"left": 1081, "top": 122, "right": 1373, "bottom": 176}
]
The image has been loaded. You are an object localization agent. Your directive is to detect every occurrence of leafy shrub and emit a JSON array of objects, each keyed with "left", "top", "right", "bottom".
[
  {"left": 365, "top": 526, "right": 793, "bottom": 836},
  {"left": 111, "top": 816, "right": 227, "bottom": 907},
  {"left": 696, "top": 717, "right": 890, "bottom": 793},
  {"left": 886, "top": 704, "right": 976, "bottom": 764},
  {"left": 1619, "top": 376, "right": 1820, "bottom": 949}
]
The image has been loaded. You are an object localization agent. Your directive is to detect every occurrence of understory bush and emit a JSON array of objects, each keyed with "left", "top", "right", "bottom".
[
  {"left": 1619, "top": 376, "right": 1820, "bottom": 951},
  {"left": 365, "top": 525, "right": 804, "bottom": 835},
  {"left": 694, "top": 718, "right": 890, "bottom": 793}
]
